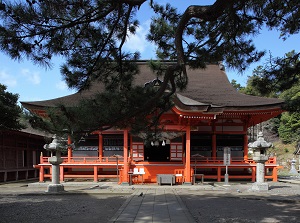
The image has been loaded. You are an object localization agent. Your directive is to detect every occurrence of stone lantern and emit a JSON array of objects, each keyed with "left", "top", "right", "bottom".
[
  {"left": 44, "top": 135, "right": 68, "bottom": 193},
  {"left": 248, "top": 132, "right": 272, "bottom": 191},
  {"left": 289, "top": 158, "right": 298, "bottom": 174}
]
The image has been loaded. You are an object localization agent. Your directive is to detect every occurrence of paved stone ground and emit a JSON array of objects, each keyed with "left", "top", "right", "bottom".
[
  {"left": 110, "top": 188, "right": 196, "bottom": 222},
  {"left": 0, "top": 179, "right": 299, "bottom": 223}
]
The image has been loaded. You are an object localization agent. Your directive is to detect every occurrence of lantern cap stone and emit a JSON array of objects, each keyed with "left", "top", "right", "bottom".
[
  {"left": 44, "top": 135, "right": 67, "bottom": 151},
  {"left": 248, "top": 132, "right": 272, "bottom": 149}
]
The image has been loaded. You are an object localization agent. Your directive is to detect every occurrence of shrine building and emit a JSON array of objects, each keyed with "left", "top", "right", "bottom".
[
  {"left": 21, "top": 62, "right": 284, "bottom": 185},
  {"left": 0, "top": 128, "right": 46, "bottom": 182}
]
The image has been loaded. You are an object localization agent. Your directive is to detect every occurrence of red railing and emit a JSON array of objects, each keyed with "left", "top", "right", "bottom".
[
  {"left": 190, "top": 156, "right": 277, "bottom": 165},
  {"left": 40, "top": 156, "right": 124, "bottom": 164},
  {"left": 40, "top": 155, "right": 276, "bottom": 165}
]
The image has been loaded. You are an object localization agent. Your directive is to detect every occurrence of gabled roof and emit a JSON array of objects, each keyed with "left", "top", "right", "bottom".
[
  {"left": 21, "top": 62, "right": 284, "bottom": 114},
  {"left": 294, "top": 144, "right": 300, "bottom": 155}
]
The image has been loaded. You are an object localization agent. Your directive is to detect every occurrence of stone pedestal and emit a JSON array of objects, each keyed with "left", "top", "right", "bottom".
[
  {"left": 183, "top": 182, "right": 192, "bottom": 186},
  {"left": 289, "top": 158, "right": 298, "bottom": 175},
  {"left": 252, "top": 156, "right": 269, "bottom": 191},
  {"left": 248, "top": 132, "right": 272, "bottom": 192},
  {"left": 224, "top": 173, "right": 229, "bottom": 186},
  {"left": 44, "top": 135, "right": 68, "bottom": 193},
  {"left": 46, "top": 156, "right": 64, "bottom": 193},
  {"left": 254, "top": 157, "right": 268, "bottom": 183},
  {"left": 47, "top": 184, "right": 65, "bottom": 193}
]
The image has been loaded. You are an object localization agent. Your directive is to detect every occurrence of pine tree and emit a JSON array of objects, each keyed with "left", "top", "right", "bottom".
[
  {"left": 0, "top": 0, "right": 299, "bottom": 137},
  {"left": 0, "top": 84, "right": 24, "bottom": 130}
]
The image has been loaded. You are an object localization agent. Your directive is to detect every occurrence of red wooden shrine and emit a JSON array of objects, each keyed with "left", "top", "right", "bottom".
[{"left": 21, "top": 62, "right": 284, "bottom": 185}]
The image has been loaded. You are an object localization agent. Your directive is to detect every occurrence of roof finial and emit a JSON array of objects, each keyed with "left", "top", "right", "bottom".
[{"left": 218, "top": 61, "right": 225, "bottom": 71}]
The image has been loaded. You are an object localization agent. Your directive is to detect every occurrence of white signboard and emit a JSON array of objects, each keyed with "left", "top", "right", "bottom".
[{"left": 223, "top": 147, "right": 231, "bottom": 165}]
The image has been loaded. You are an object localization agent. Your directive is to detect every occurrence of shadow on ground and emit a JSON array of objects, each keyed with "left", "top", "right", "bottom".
[
  {"left": 180, "top": 193, "right": 300, "bottom": 223},
  {"left": 0, "top": 192, "right": 129, "bottom": 223}
]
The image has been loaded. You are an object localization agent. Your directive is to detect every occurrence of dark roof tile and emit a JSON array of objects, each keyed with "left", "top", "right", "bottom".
[{"left": 21, "top": 62, "right": 284, "bottom": 112}]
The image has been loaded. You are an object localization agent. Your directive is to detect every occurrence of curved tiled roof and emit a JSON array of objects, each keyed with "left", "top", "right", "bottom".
[{"left": 21, "top": 62, "right": 284, "bottom": 112}]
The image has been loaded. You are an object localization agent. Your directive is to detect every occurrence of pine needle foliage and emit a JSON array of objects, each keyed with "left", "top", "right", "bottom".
[{"left": 0, "top": 0, "right": 299, "bottom": 137}]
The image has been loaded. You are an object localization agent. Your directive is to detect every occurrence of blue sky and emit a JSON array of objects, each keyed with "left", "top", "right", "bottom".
[{"left": 0, "top": 0, "right": 299, "bottom": 104}]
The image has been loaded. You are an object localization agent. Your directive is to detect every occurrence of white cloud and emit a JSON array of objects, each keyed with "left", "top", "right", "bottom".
[
  {"left": 125, "top": 26, "right": 148, "bottom": 52},
  {"left": 0, "top": 69, "right": 17, "bottom": 87},
  {"left": 55, "top": 81, "right": 68, "bottom": 91},
  {"left": 124, "top": 20, "right": 156, "bottom": 58},
  {"left": 21, "top": 68, "right": 41, "bottom": 85}
]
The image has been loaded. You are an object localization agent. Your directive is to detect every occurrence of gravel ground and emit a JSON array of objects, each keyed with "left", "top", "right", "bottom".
[
  {"left": 181, "top": 195, "right": 299, "bottom": 223},
  {"left": 0, "top": 193, "right": 128, "bottom": 223},
  {"left": 179, "top": 181, "right": 300, "bottom": 223},
  {"left": 0, "top": 180, "right": 299, "bottom": 223}
]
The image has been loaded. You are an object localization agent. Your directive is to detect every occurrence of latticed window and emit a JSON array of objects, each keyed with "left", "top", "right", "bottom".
[
  {"left": 132, "top": 143, "right": 144, "bottom": 161},
  {"left": 170, "top": 143, "right": 183, "bottom": 161}
]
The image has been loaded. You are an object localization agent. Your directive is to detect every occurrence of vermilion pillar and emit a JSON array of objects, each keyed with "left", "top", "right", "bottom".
[
  {"left": 272, "top": 167, "right": 278, "bottom": 182},
  {"left": 212, "top": 123, "right": 217, "bottom": 159},
  {"left": 39, "top": 165, "right": 44, "bottom": 182},
  {"left": 217, "top": 167, "right": 221, "bottom": 182},
  {"left": 67, "top": 135, "right": 72, "bottom": 162},
  {"left": 60, "top": 165, "right": 64, "bottom": 182},
  {"left": 212, "top": 134, "right": 217, "bottom": 159},
  {"left": 252, "top": 166, "right": 256, "bottom": 182},
  {"left": 184, "top": 126, "right": 192, "bottom": 184},
  {"left": 93, "top": 166, "right": 98, "bottom": 182},
  {"left": 121, "top": 129, "right": 129, "bottom": 185},
  {"left": 244, "top": 133, "right": 248, "bottom": 160},
  {"left": 99, "top": 134, "right": 103, "bottom": 160}
]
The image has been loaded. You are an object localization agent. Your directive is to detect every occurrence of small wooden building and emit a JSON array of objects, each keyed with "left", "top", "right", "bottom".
[
  {"left": 0, "top": 127, "right": 46, "bottom": 182},
  {"left": 294, "top": 144, "right": 300, "bottom": 172},
  {"left": 21, "top": 62, "right": 284, "bottom": 185}
]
